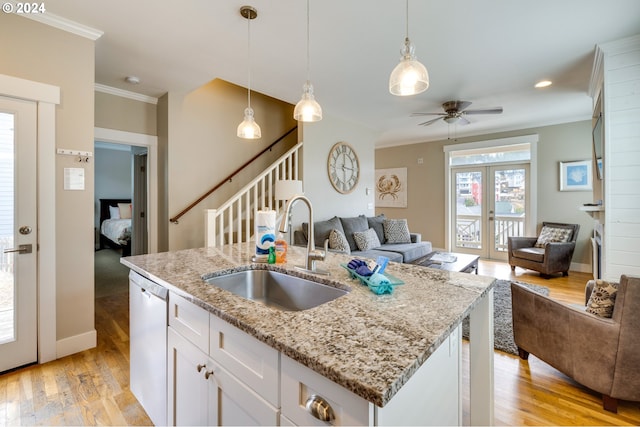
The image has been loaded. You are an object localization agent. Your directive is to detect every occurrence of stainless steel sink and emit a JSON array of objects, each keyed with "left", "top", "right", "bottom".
[{"left": 203, "top": 269, "right": 349, "bottom": 311}]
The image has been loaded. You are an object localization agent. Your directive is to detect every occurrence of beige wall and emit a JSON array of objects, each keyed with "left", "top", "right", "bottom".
[
  {"left": 162, "top": 79, "right": 297, "bottom": 250},
  {"left": 298, "top": 114, "right": 378, "bottom": 228},
  {"left": 95, "top": 91, "right": 157, "bottom": 135},
  {"left": 376, "top": 121, "right": 595, "bottom": 269},
  {"left": 1, "top": 15, "right": 96, "bottom": 345}
]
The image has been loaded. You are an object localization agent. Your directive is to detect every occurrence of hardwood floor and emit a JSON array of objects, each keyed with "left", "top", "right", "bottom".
[
  {"left": 0, "top": 260, "right": 638, "bottom": 425},
  {"left": 466, "top": 260, "right": 640, "bottom": 426},
  {"left": 0, "top": 291, "right": 152, "bottom": 426}
]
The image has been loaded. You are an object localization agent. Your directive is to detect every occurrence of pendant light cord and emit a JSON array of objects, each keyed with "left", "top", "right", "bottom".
[
  {"left": 306, "top": 0, "right": 310, "bottom": 81},
  {"left": 247, "top": 13, "right": 252, "bottom": 109},
  {"left": 405, "top": 0, "right": 409, "bottom": 39}
]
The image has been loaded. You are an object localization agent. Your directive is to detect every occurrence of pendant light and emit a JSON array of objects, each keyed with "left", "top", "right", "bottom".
[
  {"left": 237, "top": 6, "right": 261, "bottom": 139},
  {"left": 293, "top": 0, "right": 322, "bottom": 122},
  {"left": 389, "top": 0, "right": 429, "bottom": 96}
]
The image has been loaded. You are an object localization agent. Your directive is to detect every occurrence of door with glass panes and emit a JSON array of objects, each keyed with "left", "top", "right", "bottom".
[
  {"left": 452, "top": 164, "right": 529, "bottom": 260},
  {"left": 0, "top": 96, "right": 38, "bottom": 372}
]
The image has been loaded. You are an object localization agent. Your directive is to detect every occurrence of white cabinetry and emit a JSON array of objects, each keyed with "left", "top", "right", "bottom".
[
  {"left": 167, "top": 291, "right": 463, "bottom": 426},
  {"left": 281, "top": 326, "right": 462, "bottom": 426},
  {"left": 209, "top": 315, "right": 279, "bottom": 407},
  {"left": 167, "top": 292, "right": 279, "bottom": 426},
  {"left": 168, "top": 327, "right": 211, "bottom": 425},
  {"left": 281, "top": 354, "right": 371, "bottom": 426}
]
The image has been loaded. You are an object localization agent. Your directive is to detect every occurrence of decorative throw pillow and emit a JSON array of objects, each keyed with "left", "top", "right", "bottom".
[
  {"left": 383, "top": 219, "right": 411, "bottom": 244},
  {"left": 586, "top": 280, "right": 618, "bottom": 318},
  {"left": 328, "top": 229, "right": 351, "bottom": 254},
  {"left": 367, "top": 214, "right": 386, "bottom": 244},
  {"left": 353, "top": 228, "right": 381, "bottom": 251},
  {"left": 118, "top": 203, "right": 132, "bottom": 219},
  {"left": 306, "top": 216, "right": 344, "bottom": 248},
  {"left": 534, "top": 226, "right": 572, "bottom": 248},
  {"left": 339, "top": 215, "right": 369, "bottom": 252},
  {"left": 109, "top": 205, "right": 120, "bottom": 219}
]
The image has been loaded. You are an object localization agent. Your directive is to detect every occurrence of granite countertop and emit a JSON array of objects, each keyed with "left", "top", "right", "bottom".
[{"left": 121, "top": 243, "right": 495, "bottom": 407}]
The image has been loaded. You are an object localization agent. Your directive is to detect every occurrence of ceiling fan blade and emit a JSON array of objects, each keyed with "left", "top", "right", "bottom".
[
  {"left": 411, "top": 112, "right": 446, "bottom": 117},
  {"left": 418, "top": 117, "right": 444, "bottom": 126},
  {"left": 463, "top": 107, "right": 503, "bottom": 115},
  {"left": 454, "top": 101, "right": 472, "bottom": 112}
]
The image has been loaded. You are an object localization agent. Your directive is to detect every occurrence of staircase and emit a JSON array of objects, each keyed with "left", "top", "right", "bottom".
[{"left": 205, "top": 142, "right": 303, "bottom": 247}]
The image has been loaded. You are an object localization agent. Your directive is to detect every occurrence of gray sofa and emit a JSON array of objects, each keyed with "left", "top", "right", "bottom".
[{"left": 293, "top": 214, "right": 432, "bottom": 263}]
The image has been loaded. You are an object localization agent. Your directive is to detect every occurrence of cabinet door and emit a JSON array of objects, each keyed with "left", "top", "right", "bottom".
[
  {"left": 207, "top": 361, "right": 279, "bottom": 426},
  {"left": 168, "top": 327, "right": 210, "bottom": 426},
  {"left": 209, "top": 315, "right": 279, "bottom": 406},
  {"left": 169, "top": 292, "right": 209, "bottom": 352}
]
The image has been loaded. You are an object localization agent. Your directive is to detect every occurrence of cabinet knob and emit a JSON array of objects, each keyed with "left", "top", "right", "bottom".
[
  {"left": 305, "top": 394, "right": 335, "bottom": 422},
  {"left": 196, "top": 363, "right": 206, "bottom": 373},
  {"left": 204, "top": 370, "right": 215, "bottom": 380}
]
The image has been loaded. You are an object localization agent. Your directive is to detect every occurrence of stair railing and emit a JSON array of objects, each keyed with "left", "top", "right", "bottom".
[
  {"left": 170, "top": 126, "right": 297, "bottom": 225},
  {"left": 205, "top": 142, "right": 302, "bottom": 247}
]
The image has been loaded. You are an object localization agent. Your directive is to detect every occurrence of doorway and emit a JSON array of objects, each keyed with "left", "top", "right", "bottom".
[
  {"left": 93, "top": 128, "right": 157, "bottom": 302},
  {"left": 0, "top": 96, "right": 38, "bottom": 372},
  {"left": 451, "top": 164, "right": 529, "bottom": 260},
  {"left": 444, "top": 135, "right": 538, "bottom": 260}
]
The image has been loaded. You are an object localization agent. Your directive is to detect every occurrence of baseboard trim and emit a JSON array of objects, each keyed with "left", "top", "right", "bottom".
[
  {"left": 56, "top": 329, "right": 97, "bottom": 359},
  {"left": 570, "top": 262, "right": 591, "bottom": 274}
]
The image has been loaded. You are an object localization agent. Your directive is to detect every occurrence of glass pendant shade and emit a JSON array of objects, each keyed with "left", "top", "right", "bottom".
[
  {"left": 238, "top": 6, "right": 261, "bottom": 140},
  {"left": 294, "top": 81, "right": 322, "bottom": 122},
  {"left": 389, "top": 37, "right": 429, "bottom": 96},
  {"left": 237, "top": 107, "right": 261, "bottom": 139}
]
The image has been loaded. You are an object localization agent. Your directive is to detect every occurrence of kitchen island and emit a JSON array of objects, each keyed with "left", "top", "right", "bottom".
[{"left": 122, "top": 243, "right": 496, "bottom": 425}]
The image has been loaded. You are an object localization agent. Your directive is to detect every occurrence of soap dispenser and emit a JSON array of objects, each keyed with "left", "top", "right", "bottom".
[{"left": 274, "top": 233, "right": 288, "bottom": 263}]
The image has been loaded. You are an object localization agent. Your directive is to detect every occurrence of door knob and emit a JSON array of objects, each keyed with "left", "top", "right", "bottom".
[{"left": 19, "top": 226, "right": 32, "bottom": 235}]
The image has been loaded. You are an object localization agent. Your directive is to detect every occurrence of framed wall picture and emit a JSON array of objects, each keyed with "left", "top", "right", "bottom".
[
  {"left": 559, "top": 160, "right": 592, "bottom": 191},
  {"left": 375, "top": 167, "right": 407, "bottom": 208}
]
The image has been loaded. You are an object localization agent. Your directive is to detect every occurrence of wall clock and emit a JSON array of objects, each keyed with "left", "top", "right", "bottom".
[{"left": 327, "top": 142, "right": 360, "bottom": 194}]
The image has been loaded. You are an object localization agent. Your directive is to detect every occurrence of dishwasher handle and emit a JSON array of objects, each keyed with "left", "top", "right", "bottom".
[{"left": 129, "top": 270, "right": 168, "bottom": 301}]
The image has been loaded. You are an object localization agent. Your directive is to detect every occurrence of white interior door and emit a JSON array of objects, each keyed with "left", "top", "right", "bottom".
[
  {"left": 452, "top": 163, "right": 529, "bottom": 260},
  {"left": 0, "top": 96, "right": 38, "bottom": 372}
]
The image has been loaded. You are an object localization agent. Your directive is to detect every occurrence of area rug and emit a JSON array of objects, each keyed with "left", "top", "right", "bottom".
[{"left": 462, "top": 280, "right": 549, "bottom": 355}]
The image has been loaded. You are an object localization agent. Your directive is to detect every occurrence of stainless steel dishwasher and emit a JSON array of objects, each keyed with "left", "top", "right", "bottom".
[{"left": 129, "top": 270, "right": 168, "bottom": 426}]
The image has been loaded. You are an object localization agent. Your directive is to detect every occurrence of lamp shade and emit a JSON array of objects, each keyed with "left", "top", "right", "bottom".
[
  {"left": 237, "top": 107, "right": 261, "bottom": 139},
  {"left": 275, "top": 180, "right": 303, "bottom": 201},
  {"left": 389, "top": 38, "right": 429, "bottom": 96},
  {"left": 294, "top": 82, "right": 322, "bottom": 122}
]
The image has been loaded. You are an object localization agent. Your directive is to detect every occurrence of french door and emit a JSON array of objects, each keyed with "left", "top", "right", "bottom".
[
  {"left": 452, "top": 163, "right": 529, "bottom": 260},
  {"left": 0, "top": 96, "right": 38, "bottom": 372}
]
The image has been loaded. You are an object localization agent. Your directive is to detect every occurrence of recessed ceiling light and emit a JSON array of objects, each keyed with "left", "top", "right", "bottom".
[
  {"left": 125, "top": 76, "right": 140, "bottom": 85},
  {"left": 535, "top": 80, "right": 552, "bottom": 88}
]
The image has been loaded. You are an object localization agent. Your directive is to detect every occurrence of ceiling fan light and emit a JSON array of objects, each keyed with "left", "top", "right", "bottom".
[
  {"left": 237, "top": 107, "right": 261, "bottom": 139},
  {"left": 294, "top": 81, "right": 323, "bottom": 122},
  {"left": 389, "top": 38, "right": 429, "bottom": 96},
  {"left": 443, "top": 116, "right": 460, "bottom": 124}
]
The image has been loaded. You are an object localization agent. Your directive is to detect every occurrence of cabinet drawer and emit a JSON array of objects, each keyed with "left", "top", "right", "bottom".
[
  {"left": 209, "top": 315, "right": 279, "bottom": 406},
  {"left": 281, "top": 355, "right": 370, "bottom": 426},
  {"left": 169, "top": 292, "right": 209, "bottom": 352},
  {"left": 208, "top": 361, "right": 279, "bottom": 426}
]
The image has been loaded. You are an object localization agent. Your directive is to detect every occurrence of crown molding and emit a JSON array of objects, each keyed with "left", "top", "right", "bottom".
[
  {"left": 95, "top": 84, "right": 158, "bottom": 105},
  {"left": 8, "top": 2, "right": 104, "bottom": 40}
]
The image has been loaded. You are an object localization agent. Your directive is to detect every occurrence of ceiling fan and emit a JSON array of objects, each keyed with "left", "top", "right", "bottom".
[{"left": 411, "top": 101, "right": 503, "bottom": 126}]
